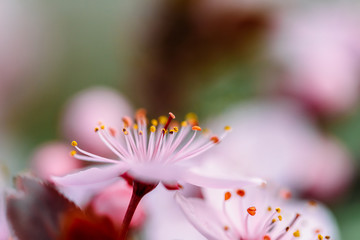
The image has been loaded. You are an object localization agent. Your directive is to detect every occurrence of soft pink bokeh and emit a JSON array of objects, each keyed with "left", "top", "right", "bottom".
[
  {"left": 30, "top": 141, "right": 82, "bottom": 180},
  {"left": 61, "top": 87, "right": 134, "bottom": 156},
  {"left": 269, "top": 7, "right": 360, "bottom": 115},
  {"left": 0, "top": 0, "right": 53, "bottom": 119},
  {"left": 88, "top": 181, "right": 146, "bottom": 229},
  {"left": 203, "top": 100, "right": 354, "bottom": 201}
]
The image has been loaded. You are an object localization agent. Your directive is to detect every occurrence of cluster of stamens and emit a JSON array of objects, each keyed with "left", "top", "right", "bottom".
[
  {"left": 221, "top": 190, "right": 331, "bottom": 240},
  {"left": 70, "top": 109, "right": 230, "bottom": 166}
]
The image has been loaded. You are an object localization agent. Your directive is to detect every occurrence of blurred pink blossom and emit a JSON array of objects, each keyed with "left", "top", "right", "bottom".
[
  {"left": 203, "top": 100, "right": 354, "bottom": 201},
  {"left": 87, "top": 180, "right": 146, "bottom": 229},
  {"left": 61, "top": 87, "right": 134, "bottom": 156},
  {"left": 30, "top": 141, "right": 82, "bottom": 181},
  {"left": 269, "top": 7, "right": 360, "bottom": 115},
  {"left": 176, "top": 186, "right": 340, "bottom": 239}
]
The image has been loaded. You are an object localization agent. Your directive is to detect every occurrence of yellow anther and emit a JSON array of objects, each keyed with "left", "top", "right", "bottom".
[
  {"left": 224, "top": 192, "right": 231, "bottom": 201},
  {"left": 100, "top": 125, "right": 105, "bottom": 130},
  {"left": 276, "top": 208, "right": 281, "bottom": 213},
  {"left": 71, "top": 141, "right": 78, "bottom": 147},
  {"left": 272, "top": 219, "right": 276, "bottom": 223},
  {"left": 293, "top": 230, "right": 300, "bottom": 237},
  {"left": 159, "top": 115, "right": 167, "bottom": 125},
  {"left": 139, "top": 131, "right": 143, "bottom": 135},
  {"left": 224, "top": 226, "right": 229, "bottom": 231},
  {"left": 161, "top": 128, "right": 167, "bottom": 134},
  {"left": 318, "top": 235, "right": 323, "bottom": 240},
  {"left": 185, "top": 112, "right": 198, "bottom": 121},
  {"left": 192, "top": 126, "right": 202, "bottom": 131},
  {"left": 133, "top": 124, "right": 138, "bottom": 130},
  {"left": 94, "top": 127, "right": 99, "bottom": 132},
  {"left": 181, "top": 121, "right": 188, "bottom": 127},
  {"left": 169, "top": 130, "right": 174, "bottom": 134},
  {"left": 150, "top": 126, "right": 156, "bottom": 132},
  {"left": 224, "top": 126, "right": 231, "bottom": 131},
  {"left": 173, "top": 127, "right": 179, "bottom": 132},
  {"left": 123, "top": 128, "right": 128, "bottom": 135},
  {"left": 202, "top": 128, "right": 210, "bottom": 134},
  {"left": 151, "top": 119, "right": 158, "bottom": 126},
  {"left": 325, "top": 236, "right": 330, "bottom": 239},
  {"left": 267, "top": 207, "right": 272, "bottom": 212},
  {"left": 278, "top": 215, "right": 282, "bottom": 221},
  {"left": 70, "top": 150, "right": 76, "bottom": 156}
]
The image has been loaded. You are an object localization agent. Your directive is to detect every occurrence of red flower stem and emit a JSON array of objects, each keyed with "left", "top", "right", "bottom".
[{"left": 118, "top": 181, "right": 157, "bottom": 240}]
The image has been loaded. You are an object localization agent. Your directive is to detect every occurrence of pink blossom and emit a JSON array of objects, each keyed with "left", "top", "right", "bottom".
[
  {"left": 202, "top": 100, "right": 354, "bottom": 201},
  {"left": 30, "top": 141, "right": 82, "bottom": 181},
  {"left": 53, "top": 110, "right": 264, "bottom": 196},
  {"left": 143, "top": 185, "right": 206, "bottom": 240},
  {"left": 87, "top": 180, "right": 146, "bottom": 229},
  {"left": 269, "top": 7, "right": 360, "bottom": 115},
  {"left": 176, "top": 186, "right": 340, "bottom": 240},
  {"left": 61, "top": 87, "right": 133, "bottom": 156}
]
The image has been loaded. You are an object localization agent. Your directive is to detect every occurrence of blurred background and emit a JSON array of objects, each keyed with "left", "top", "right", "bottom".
[{"left": 1, "top": 0, "right": 360, "bottom": 238}]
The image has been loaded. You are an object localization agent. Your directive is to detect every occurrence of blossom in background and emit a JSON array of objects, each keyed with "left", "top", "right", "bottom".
[
  {"left": 61, "top": 87, "right": 133, "bottom": 156},
  {"left": 87, "top": 180, "right": 146, "bottom": 229},
  {"left": 30, "top": 141, "right": 82, "bottom": 181},
  {"left": 176, "top": 186, "right": 339, "bottom": 240},
  {"left": 53, "top": 109, "right": 264, "bottom": 194},
  {"left": 269, "top": 6, "right": 360, "bottom": 115},
  {"left": 202, "top": 100, "right": 354, "bottom": 202}
]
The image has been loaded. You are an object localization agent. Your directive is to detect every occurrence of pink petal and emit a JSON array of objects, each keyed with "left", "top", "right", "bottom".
[
  {"left": 183, "top": 170, "right": 265, "bottom": 189},
  {"left": 57, "top": 178, "right": 120, "bottom": 207},
  {"left": 175, "top": 192, "right": 230, "bottom": 240},
  {"left": 51, "top": 163, "right": 129, "bottom": 186},
  {"left": 0, "top": 195, "right": 10, "bottom": 239},
  {"left": 127, "top": 163, "right": 183, "bottom": 184},
  {"left": 143, "top": 186, "right": 206, "bottom": 240}
]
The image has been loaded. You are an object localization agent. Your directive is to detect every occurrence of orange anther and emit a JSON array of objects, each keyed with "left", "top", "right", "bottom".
[
  {"left": 122, "top": 116, "right": 132, "bottom": 127},
  {"left": 109, "top": 127, "right": 116, "bottom": 137},
  {"left": 247, "top": 207, "right": 256, "bottom": 216},
  {"left": 210, "top": 136, "right": 219, "bottom": 143},
  {"left": 263, "top": 235, "right": 271, "bottom": 240},
  {"left": 224, "top": 192, "right": 231, "bottom": 201},
  {"left": 236, "top": 189, "right": 245, "bottom": 197},
  {"left": 192, "top": 126, "right": 202, "bottom": 131}
]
